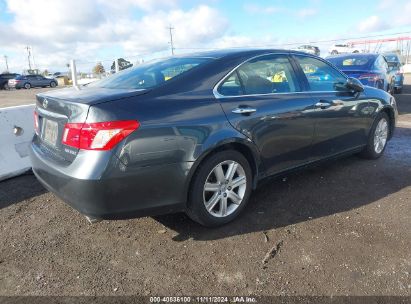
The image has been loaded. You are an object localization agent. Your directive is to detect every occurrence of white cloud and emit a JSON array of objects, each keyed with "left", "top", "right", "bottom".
[
  {"left": 0, "top": 0, "right": 228, "bottom": 72},
  {"left": 358, "top": 15, "right": 388, "bottom": 32}
]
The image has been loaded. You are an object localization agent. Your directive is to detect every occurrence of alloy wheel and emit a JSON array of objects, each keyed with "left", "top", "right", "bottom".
[
  {"left": 374, "top": 118, "right": 388, "bottom": 154},
  {"left": 203, "top": 160, "right": 247, "bottom": 218}
]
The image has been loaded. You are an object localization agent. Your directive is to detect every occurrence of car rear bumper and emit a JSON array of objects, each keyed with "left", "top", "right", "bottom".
[{"left": 30, "top": 143, "right": 189, "bottom": 219}]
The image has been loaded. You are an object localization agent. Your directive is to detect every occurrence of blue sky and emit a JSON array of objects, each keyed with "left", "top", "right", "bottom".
[{"left": 0, "top": 0, "right": 410, "bottom": 72}]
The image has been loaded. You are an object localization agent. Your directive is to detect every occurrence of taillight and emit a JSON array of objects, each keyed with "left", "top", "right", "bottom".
[
  {"left": 358, "top": 73, "right": 381, "bottom": 81},
  {"left": 34, "top": 111, "right": 39, "bottom": 134},
  {"left": 62, "top": 120, "right": 139, "bottom": 151}
]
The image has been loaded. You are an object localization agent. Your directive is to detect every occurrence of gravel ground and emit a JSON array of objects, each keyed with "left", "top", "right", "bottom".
[{"left": 0, "top": 77, "right": 410, "bottom": 296}]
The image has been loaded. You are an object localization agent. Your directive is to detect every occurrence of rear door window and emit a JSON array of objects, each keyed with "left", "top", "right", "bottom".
[
  {"left": 218, "top": 54, "right": 299, "bottom": 96},
  {"left": 294, "top": 55, "right": 347, "bottom": 92}
]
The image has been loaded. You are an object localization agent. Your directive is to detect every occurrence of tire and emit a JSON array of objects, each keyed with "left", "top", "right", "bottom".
[
  {"left": 186, "top": 150, "right": 253, "bottom": 227},
  {"left": 50, "top": 81, "right": 57, "bottom": 88},
  {"left": 3, "top": 83, "right": 9, "bottom": 90},
  {"left": 360, "top": 112, "right": 390, "bottom": 159},
  {"left": 394, "top": 87, "right": 402, "bottom": 94},
  {"left": 331, "top": 50, "right": 338, "bottom": 55},
  {"left": 353, "top": 50, "right": 359, "bottom": 53},
  {"left": 388, "top": 79, "right": 395, "bottom": 94},
  {"left": 24, "top": 83, "right": 31, "bottom": 89}
]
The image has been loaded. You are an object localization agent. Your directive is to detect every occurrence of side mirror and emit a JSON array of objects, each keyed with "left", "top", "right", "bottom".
[{"left": 346, "top": 77, "right": 364, "bottom": 93}]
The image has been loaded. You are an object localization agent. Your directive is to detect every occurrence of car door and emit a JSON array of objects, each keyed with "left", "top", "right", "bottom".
[
  {"left": 292, "top": 54, "right": 370, "bottom": 159},
  {"left": 216, "top": 53, "right": 316, "bottom": 175},
  {"left": 36, "top": 75, "right": 47, "bottom": 87}
]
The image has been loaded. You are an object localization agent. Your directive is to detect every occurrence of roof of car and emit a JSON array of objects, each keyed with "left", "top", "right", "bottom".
[
  {"left": 326, "top": 53, "right": 379, "bottom": 59},
  {"left": 172, "top": 48, "right": 314, "bottom": 59}
]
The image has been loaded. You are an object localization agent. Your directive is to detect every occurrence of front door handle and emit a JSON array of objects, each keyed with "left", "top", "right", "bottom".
[
  {"left": 232, "top": 107, "right": 257, "bottom": 115},
  {"left": 314, "top": 102, "right": 332, "bottom": 109}
]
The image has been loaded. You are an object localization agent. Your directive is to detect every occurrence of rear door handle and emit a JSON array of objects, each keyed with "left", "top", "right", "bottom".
[
  {"left": 314, "top": 102, "right": 332, "bottom": 109},
  {"left": 232, "top": 107, "right": 257, "bottom": 114}
]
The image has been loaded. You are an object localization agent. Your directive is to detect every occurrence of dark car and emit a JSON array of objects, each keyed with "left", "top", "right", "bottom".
[
  {"left": 384, "top": 53, "right": 404, "bottom": 94},
  {"left": 30, "top": 49, "right": 397, "bottom": 226},
  {"left": 0, "top": 73, "right": 19, "bottom": 90},
  {"left": 8, "top": 74, "right": 58, "bottom": 89},
  {"left": 326, "top": 53, "right": 395, "bottom": 94}
]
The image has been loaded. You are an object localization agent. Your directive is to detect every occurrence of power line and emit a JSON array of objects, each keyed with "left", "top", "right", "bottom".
[{"left": 175, "top": 30, "right": 411, "bottom": 51}]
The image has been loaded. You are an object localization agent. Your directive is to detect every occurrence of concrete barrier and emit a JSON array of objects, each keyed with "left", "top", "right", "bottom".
[
  {"left": 0, "top": 104, "right": 35, "bottom": 181},
  {"left": 403, "top": 64, "right": 411, "bottom": 74}
]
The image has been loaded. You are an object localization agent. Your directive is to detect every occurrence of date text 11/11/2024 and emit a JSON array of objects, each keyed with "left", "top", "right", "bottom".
[{"left": 149, "top": 296, "right": 257, "bottom": 303}]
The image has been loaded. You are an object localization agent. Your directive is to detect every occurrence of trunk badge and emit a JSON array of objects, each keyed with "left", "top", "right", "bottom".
[{"left": 43, "top": 98, "right": 49, "bottom": 108}]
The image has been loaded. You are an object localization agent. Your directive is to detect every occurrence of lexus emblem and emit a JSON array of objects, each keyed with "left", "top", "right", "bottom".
[{"left": 43, "top": 98, "right": 49, "bottom": 108}]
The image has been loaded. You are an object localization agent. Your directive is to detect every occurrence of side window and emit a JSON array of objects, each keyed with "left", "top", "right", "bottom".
[
  {"left": 237, "top": 55, "right": 298, "bottom": 95},
  {"left": 217, "top": 54, "right": 298, "bottom": 96},
  {"left": 218, "top": 72, "right": 244, "bottom": 96},
  {"left": 295, "top": 56, "right": 347, "bottom": 92}
]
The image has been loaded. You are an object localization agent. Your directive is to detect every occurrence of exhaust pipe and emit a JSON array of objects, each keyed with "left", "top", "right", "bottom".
[{"left": 85, "top": 216, "right": 102, "bottom": 224}]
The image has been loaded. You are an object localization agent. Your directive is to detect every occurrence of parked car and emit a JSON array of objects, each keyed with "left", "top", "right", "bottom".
[
  {"left": 329, "top": 44, "right": 361, "bottom": 55},
  {"left": 8, "top": 74, "right": 58, "bottom": 89},
  {"left": 30, "top": 49, "right": 397, "bottom": 227},
  {"left": 326, "top": 53, "right": 395, "bottom": 93},
  {"left": 383, "top": 53, "right": 404, "bottom": 94},
  {"left": 292, "top": 45, "right": 320, "bottom": 56},
  {"left": 0, "top": 73, "right": 19, "bottom": 90}
]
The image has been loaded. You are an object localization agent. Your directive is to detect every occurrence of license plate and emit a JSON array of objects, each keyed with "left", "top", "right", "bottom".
[{"left": 42, "top": 119, "right": 58, "bottom": 146}]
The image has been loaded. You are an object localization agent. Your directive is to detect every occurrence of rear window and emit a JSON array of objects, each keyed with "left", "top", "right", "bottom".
[
  {"left": 327, "top": 56, "right": 374, "bottom": 69},
  {"left": 89, "top": 57, "right": 213, "bottom": 90}
]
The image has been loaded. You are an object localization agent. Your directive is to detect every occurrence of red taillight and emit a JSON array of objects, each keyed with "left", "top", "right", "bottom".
[
  {"left": 358, "top": 73, "right": 380, "bottom": 81},
  {"left": 62, "top": 120, "right": 139, "bottom": 151},
  {"left": 34, "top": 111, "right": 39, "bottom": 134}
]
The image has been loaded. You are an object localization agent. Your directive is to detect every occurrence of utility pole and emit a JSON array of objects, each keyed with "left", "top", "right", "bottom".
[
  {"left": 25, "top": 46, "right": 32, "bottom": 70},
  {"left": 167, "top": 25, "right": 175, "bottom": 55},
  {"left": 4, "top": 55, "right": 9, "bottom": 72}
]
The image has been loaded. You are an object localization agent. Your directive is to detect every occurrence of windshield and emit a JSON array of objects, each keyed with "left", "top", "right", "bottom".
[
  {"left": 327, "top": 56, "right": 374, "bottom": 70},
  {"left": 384, "top": 54, "right": 400, "bottom": 63},
  {"left": 89, "top": 57, "right": 213, "bottom": 90}
]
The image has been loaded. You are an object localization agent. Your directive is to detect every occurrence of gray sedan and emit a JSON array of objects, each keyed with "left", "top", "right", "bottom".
[{"left": 8, "top": 75, "right": 58, "bottom": 89}]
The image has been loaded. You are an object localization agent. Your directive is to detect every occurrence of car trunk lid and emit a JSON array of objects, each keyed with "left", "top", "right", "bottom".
[{"left": 34, "top": 86, "right": 148, "bottom": 164}]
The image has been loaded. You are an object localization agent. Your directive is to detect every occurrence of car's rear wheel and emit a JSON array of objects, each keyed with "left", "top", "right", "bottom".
[
  {"left": 186, "top": 150, "right": 253, "bottom": 227},
  {"left": 389, "top": 78, "right": 395, "bottom": 94},
  {"left": 3, "top": 83, "right": 8, "bottom": 90},
  {"left": 50, "top": 81, "right": 57, "bottom": 88},
  {"left": 360, "top": 112, "right": 389, "bottom": 159},
  {"left": 24, "top": 83, "right": 31, "bottom": 89},
  {"left": 395, "top": 87, "right": 402, "bottom": 94}
]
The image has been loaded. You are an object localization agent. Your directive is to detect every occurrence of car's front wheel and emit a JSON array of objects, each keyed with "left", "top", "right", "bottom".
[
  {"left": 50, "top": 81, "right": 57, "bottom": 88},
  {"left": 186, "top": 150, "right": 253, "bottom": 227},
  {"left": 360, "top": 112, "right": 389, "bottom": 159}
]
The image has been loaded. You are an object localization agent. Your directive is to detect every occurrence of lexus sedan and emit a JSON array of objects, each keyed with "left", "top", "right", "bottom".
[
  {"left": 30, "top": 49, "right": 397, "bottom": 227},
  {"left": 9, "top": 74, "right": 58, "bottom": 89},
  {"left": 326, "top": 53, "right": 395, "bottom": 93}
]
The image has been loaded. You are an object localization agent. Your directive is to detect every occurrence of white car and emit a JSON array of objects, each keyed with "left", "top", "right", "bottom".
[{"left": 329, "top": 44, "right": 361, "bottom": 55}]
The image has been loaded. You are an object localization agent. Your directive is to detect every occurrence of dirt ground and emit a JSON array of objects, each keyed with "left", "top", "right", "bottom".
[
  {"left": 0, "top": 87, "right": 60, "bottom": 108},
  {"left": 0, "top": 77, "right": 410, "bottom": 296}
]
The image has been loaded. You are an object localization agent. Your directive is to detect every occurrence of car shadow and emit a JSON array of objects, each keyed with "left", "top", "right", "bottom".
[
  {"left": 395, "top": 83, "right": 411, "bottom": 115},
  {"left": 0, "top": 172, "right": 47, "bottom": 209},
  {"left": 154, "top": 127, "right": 411, "bottom": 241}
]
